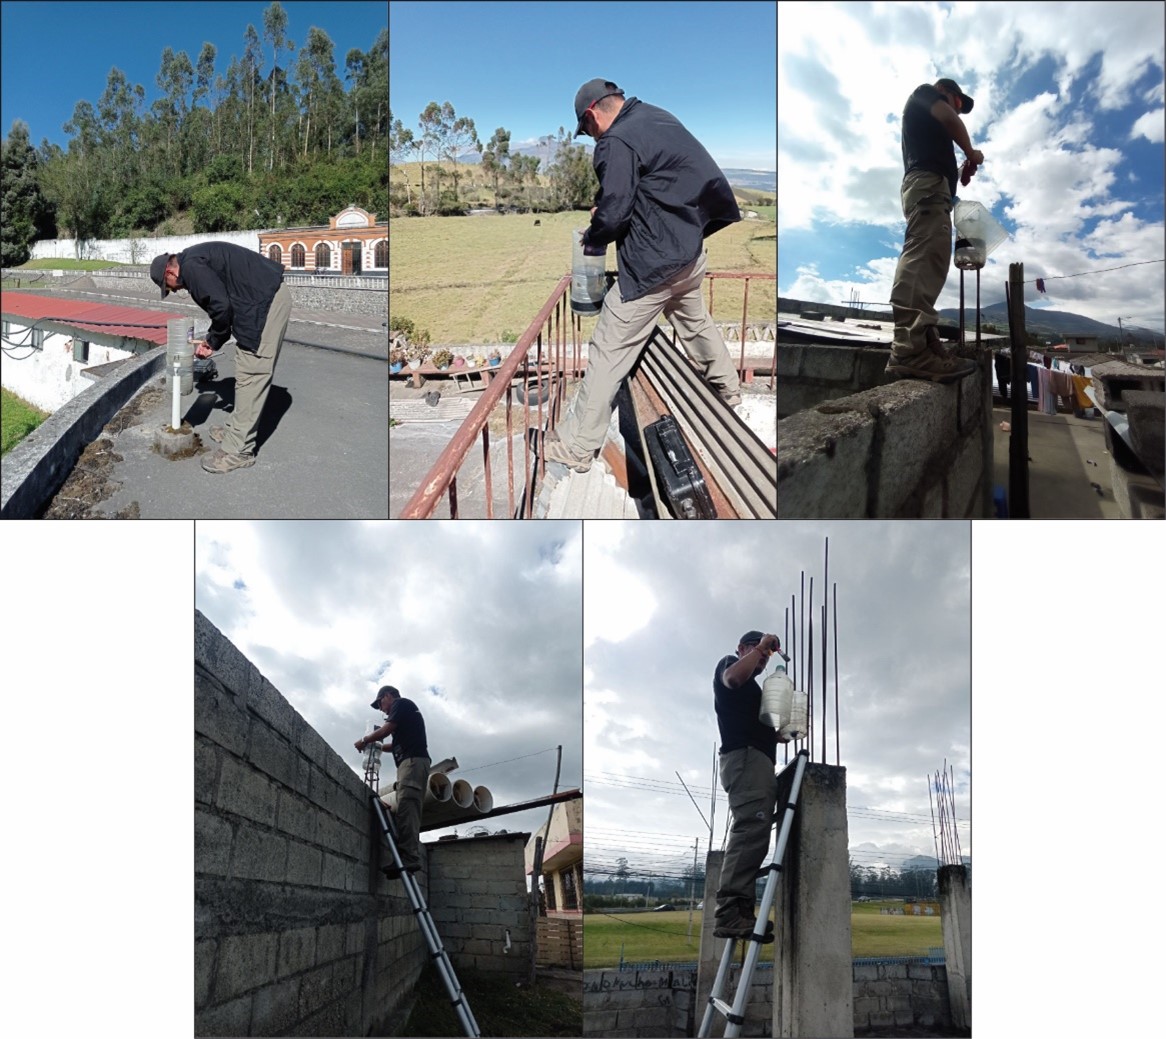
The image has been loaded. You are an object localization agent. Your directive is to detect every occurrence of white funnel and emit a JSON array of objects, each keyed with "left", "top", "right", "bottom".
[{"left": 952, "top": 200, "right": 1008, "bottom": 270}]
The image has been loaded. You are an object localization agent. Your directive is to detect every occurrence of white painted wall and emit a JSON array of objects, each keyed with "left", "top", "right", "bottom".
[
  {"left": 30, "top": 229, "right": 261, "bottom": 265},
  {"left": 1, "top": 321, "right": 138, "bottom": 412}
]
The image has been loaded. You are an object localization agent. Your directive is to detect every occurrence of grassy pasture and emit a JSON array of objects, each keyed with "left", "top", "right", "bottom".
[
  {"left": 2, "top": 388, "right": 50, "bottom": 455},
  {"left": 583, "top": 903, "right": 943, "bottom": 969},
  {"left": 389, "top": 210, "right": 775, "bottom": 345}
]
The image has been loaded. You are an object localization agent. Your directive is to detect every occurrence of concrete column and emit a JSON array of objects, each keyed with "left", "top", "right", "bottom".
[
  {"left": 772, "top": 761, "right": 852, "bottom": 1038},
  {"left": 694, "top": 849, "right": 725, "bottom": 1032},
  {"left": 938, "top": 864, "right": 971, "bottom": 1031}
]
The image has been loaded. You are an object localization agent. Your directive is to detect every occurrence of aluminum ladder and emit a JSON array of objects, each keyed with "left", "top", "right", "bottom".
[
  {"left": 697, "top": 748, "right": 809, "bottom": 1038},
  {"left": 370, "top": 791, "right": 481, "bottom": 1038}
]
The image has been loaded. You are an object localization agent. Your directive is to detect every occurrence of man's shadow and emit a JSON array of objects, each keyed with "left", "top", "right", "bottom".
[{"left": 186, "top": 377, "right": 293, "bottom": 453}]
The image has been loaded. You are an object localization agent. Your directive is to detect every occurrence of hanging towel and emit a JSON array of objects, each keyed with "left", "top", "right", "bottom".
[
  {"left": 1037, "top": 366, "right": 1058, "bottom": 414},
  {"left": 1071, "top": 374, "right": 1093, "bottom": 410}
]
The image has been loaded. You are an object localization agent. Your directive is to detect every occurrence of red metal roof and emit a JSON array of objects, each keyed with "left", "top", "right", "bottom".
[{"left": 0, "top": 291, "right": 171, "bottom": 345}]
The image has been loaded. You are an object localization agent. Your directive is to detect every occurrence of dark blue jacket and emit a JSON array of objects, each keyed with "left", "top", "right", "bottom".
[
  {"left": 583, "top": 98, "right": 740, "bottom": 301},
  {"left": 177, "top": 241, "right": 285, "bottom": 353}
]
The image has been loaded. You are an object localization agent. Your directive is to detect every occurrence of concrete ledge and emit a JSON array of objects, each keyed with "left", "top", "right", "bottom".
[
  {"left": 778, "top": 368, "right": 989, "bottom": 518},
  {"left": 1, "top": 345, "right": 164, "bottom": 518}
]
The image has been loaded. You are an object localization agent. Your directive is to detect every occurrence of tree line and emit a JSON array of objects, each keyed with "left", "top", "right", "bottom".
[
  {"left": 1, "top": 2, "right": 387, "bottom": 266},
  {"left": 389, "top": 100, "right": 599, "bottom": 216}
]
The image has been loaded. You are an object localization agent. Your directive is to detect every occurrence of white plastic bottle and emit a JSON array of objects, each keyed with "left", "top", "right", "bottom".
[
  {"left": 760, "top": 663, "right": 794, "bottom": 729},
  {"left": 782, "top": 690, "right": 808, "bottom": 742}
]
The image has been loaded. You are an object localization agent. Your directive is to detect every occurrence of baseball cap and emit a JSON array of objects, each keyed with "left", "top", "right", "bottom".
[
  {"left": 371, "top": 685, "right": 398, "bottom": 709},
  {"left": 936, "top": 78, "right": 974, "bottom": 113},
  {"left": 150, "top": 254, "right": 173, "bottom": 299},
  {"left": 574, "top": 78, "right": 624, "bottom": 137},
  {"left": 739, "top": 630, "right": 766, "bottom": 646}
]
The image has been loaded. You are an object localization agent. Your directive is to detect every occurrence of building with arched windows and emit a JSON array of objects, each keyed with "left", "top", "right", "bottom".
[{"left": 257, "top": 204, "right": 387, "bottom": 276}]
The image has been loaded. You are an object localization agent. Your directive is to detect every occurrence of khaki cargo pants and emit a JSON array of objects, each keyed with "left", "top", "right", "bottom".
[
  {"left": 555, "top": 251, "right": 741, "bottom": 455},
  {"left": 222, "top": 282, "right": 292, "bottom": 456},
  {"left": 715, "top": 746, "right": 778, "bottom": 925},
  {"left": 392, "top": 755, "right": 430, "bottom": 872},
  {"left": 889, "top": 171, "right": 952, "bottom": 359}
]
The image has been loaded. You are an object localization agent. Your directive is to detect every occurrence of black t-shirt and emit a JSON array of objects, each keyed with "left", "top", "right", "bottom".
[
  {"left": 386, "top": 697, "right": 429, "bottom": 765},
  {"left": 713, "top": 654, "right": 777, "bottom": 763},
  {"left": 901, "top": 83, "right": 958, "bottom": 198}
]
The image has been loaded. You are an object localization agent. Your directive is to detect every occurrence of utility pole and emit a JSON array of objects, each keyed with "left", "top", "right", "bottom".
[{"left": 686, "top": 839, "right": 699, "bottom": 942}]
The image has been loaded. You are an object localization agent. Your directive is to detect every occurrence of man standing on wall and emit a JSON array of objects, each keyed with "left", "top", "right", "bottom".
[
  {"left": 542, "top": 78, "right": 744, "bottom": 473},
  {"left": 150, "top": 242, "right": 292, "bottom": 472},
  {"left": 712, "top": 630, "right": 787, "bottom": 938},
  {"left": 356, "top": 686, "right": 431, "bottom": 878},
  {"left": 887, "top": 78, "right": 982, "bottom": 383}
]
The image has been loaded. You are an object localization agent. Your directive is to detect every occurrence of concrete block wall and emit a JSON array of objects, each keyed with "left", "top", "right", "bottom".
[
  {"left": 583, "top": 963, "right": 953, "bottom": 1037},
  {"left": 852, "top": 962, "right": 952, "bottom": 1034},
  {"left": 777, "top": 344, "right": 898, "bottom": 419},
  {"left": 427, "top": 833, "right": 533, "bottom": 982},
  {"left": 583, "top": 968, "right": 698, "bottom": 1038},
  {"left": 194, "top": 609, "right": 427, "bottom": 1037},
  {"left": 778, "top": 365, "right": 990, "bottom": 517}
]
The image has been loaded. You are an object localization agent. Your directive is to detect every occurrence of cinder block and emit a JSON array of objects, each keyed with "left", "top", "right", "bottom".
[
  {"left": 195, "top": 993, "right": 253, "bottom": 1037},
  {"left": 195, "top": 739, "right": 219, "bottom": 805},
  {"left": 801, "top": 343, "right": 858, "bottom": 383},
  {"left": 320, "top": 851, "right": 348, "bottom": 891},
  {"left": 232, "top": 825, "right": 287, "bottom": 882},
  {"left": 297, "top": 962, "right": 336, "bottom": 1017},
  {"left": 248, "top": 721, "right": 296, "bottom": 789},
  {"left": 880, "top": 962, "right": 907, "bottom": 980},
  {"left": 251, "top": 976, "right": 299, "bottom": 1035},
  {"left": 276, "top": 790, "right": 317, "bottom": 844},
  {"left": 853, "top": 995, "right": 879, "bottom": 1019},
  {"left": 907, "top": 963, "right": 938, "bottom": 981},
  {"left": 316, "top": 922, "right": 345, "bottom": 964},
  {"left": 946, "top": 430, "right": 984, "bottom": 517},
  {"left": 217, "top": 754, "right": 278, "bottom": 827},
  {"left": 286, "top": 840, "right": 323, "bottom": 886},
  {"left": 777, "top": 343, "right": 804, "bottom": 378},
  {"left": 871, "top": 381, "right": 952, "bottom": 514},
  {"left": 195, "top": 939, "right": 216, "bottom": 1008},
  {"left": 195, "top": 670, "right": 248, "bottom": 756},
  {"left": 778, "top": 405, "right": 875, "bottom": 517},
  {"left": 195, "top": 807, "right": 232, "bottom": 877},
  {"left": 852, "top": 963, "right": 879, "bottom": 983},
  {"left": 278, "top": 926, "right": 316, "bottom": 978},
  {"left": 215, "top": 932, "right": 278, "bottom": 1001},
  {"left": 585, "top": 1010, "right": 619, "bottom": 1034}
]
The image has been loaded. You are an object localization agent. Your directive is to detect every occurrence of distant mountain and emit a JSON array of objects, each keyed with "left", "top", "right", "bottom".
[{"left": 938, "top": 301, "right": 1155, "bottom": 345}]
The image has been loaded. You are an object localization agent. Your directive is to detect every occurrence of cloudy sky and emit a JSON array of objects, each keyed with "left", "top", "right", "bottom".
[
  {"left": 194, "top": 521, "right": 583, "bottom": 842},
  {"left": 584, "top": 520, "right": 971, "bottom": 894},
  {"left": 778, "top": 1, "right": 1165, "bottom": 334}
]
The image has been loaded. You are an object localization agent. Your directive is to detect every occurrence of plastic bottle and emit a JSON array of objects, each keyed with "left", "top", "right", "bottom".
[
  {"left": 782, "top": 690, "right": 808, "bottom": 742},
  {"left": 571, "top": 229, "right": 607, "bottom": 315},
  {"left": 759, "top": 663, "right": 794, "bottom": 729},
  {"left": 363, "top": 720, "right": 382, "bottom": 772}
]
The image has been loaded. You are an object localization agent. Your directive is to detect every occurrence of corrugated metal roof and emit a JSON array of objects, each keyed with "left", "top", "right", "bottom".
[{"left": 0, "top": 290, "right": 170, "bottom": 345}]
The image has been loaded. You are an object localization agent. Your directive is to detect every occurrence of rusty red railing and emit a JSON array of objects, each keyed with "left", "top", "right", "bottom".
[{"left": 397, "top": 270, "right": 775, "bottom": 519}]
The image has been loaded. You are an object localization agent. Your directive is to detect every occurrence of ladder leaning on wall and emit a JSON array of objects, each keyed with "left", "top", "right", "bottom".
[
  {"left": 366, "top": 756, "right": 480, "bottom": 1038},
  {"left": 698, "top": 748, "right": 809, "bottom": 1039}
]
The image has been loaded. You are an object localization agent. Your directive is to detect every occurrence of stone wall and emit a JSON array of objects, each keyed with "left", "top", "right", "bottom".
[
  {"left": 778, "top": 362, "right": 992, "bottom": 517},
  {"left": 194, "top": 609, "right": 427, "bottom": 1037},
  {"left": 852, "top": 961, "right": 952, "bottom": 1034}
]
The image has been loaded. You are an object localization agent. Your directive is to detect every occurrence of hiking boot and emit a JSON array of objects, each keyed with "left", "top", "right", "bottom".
[
  {"left": 721, "top": 391, "right": 743, "bottom": 408},
  {"left": 207, "top": 426, "right": 226, "bottom": 444},
  {"left": 201, "top": 448, "right": 256, "bottom": 473},
  {"left": 713, "top": 913, "right": 755, "bottom": 939},
  {"left": 925, "top": 328, "right": 954, "bottom": 361},
  {"left": 541, "top": 430, "right": 593, "bottom": 473},
  {"left": 885, "top": 346, "right": 976, "bottom": 384}
]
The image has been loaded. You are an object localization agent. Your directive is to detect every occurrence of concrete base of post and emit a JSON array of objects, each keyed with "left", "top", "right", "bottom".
[
  {"left": 695, "top": 849, "right": 725, "bottom": 1028},
  {"left": 773, "top": 760, "right": 852, "bottom": 1038},
  {"left": 938, "top": 864, "right": 971, "bottom": 1031}
]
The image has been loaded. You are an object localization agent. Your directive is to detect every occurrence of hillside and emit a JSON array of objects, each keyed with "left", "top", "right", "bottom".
[{"left": 938, "top": 301, "right": 1156, "bottom": 345}]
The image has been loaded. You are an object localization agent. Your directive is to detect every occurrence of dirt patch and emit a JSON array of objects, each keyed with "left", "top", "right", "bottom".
[{"left": 41, "top": 383, "right": 166, "bottom": 518}]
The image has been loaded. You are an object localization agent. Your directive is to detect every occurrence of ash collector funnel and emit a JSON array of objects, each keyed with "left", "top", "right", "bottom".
[{"left": 953, "top": 200, "right": 1008, "bottom": 270}]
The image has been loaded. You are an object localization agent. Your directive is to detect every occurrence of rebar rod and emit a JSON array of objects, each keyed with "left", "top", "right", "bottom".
[{"left": 833, "top": 584, "right": 840, "bottom": 766}]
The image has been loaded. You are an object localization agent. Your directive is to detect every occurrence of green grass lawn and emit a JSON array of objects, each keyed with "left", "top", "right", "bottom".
[
  {"left": 389, "top": 208, "right": 775, "bottom": 346},
  {"left": 12, "top": 258, "right": 131, "bottom": 270},
  {"left": 1, "top": 388, "right": 50, "bottom": 455},
  {"left": 583, "top": 903, "right": 943, "bottom": 968}
]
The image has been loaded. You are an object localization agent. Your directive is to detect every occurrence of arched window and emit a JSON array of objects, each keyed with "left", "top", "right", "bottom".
[
  {"left": 374, "top": 240, "right": 387, "bottom": 268},
  {"left": 268, "top": 245, "right": 282, "bottom": 265},
  {"left": 291, "top": 244, "right": 305, "bottom": 268},
  {"left": 315, "top": 243, "right": 331, "bottom": 271}
]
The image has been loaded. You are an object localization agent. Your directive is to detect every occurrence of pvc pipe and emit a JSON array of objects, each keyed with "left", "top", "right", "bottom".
[
  {"left": 171, "top": 362, "right": 180, "bottom": 429},
  {"left": 379, "top": 771, "right": 453, "bottom": 811},
  {"left": 473, "top": 785, "right": 493, "bottom": 813},
  {"left": 450, "top": 779, "right": 474, "bottom": 809}
]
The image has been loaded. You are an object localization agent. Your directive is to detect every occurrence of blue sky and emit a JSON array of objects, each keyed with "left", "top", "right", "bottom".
[
  {"left": 389, "top": 0, "right": 776, "bottom": 172},
  {"left": 0, "top": 0, "right": 385, "bottom": 150},
  {"left": 778, "top": 1, "right": 1165, "bottom": 334}
]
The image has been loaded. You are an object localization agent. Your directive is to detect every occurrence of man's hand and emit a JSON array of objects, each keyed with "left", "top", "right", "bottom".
[
  {"left": 758, "top": 633, "right": 780, "bottom": 656},
  {"left": 967, "top": 149, "right": 984, "bottom": 166},
  {"left": 354, "top": 739, "right": 365, "bottom": 752},
  {"left": 193, "top": 340, "right": 214, "bottom": 359}
]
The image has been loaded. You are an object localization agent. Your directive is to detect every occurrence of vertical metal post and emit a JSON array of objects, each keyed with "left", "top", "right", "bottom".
[{"left": 1006, "top": 264, "right": 1030, "bottom": 518}]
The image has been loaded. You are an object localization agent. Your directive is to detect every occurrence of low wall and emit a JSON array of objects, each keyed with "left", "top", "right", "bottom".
[
  {"left": 195, "top": 610, "right": 427, "bottom": 1037},
  {"left": 1, "top": 347, "right": 164, "bottom": 519},
  {"left": 582, "top": 962, "right": 954, "bottom": 1038},
  {"left": 427, "top": 833, "right": 534, "bottom": 982},
  {"left": 538, "top": 916, "right": 583, "bottom": 970},
  {"left": 778, "top": 359, "right": 991, "bottom": 517}
]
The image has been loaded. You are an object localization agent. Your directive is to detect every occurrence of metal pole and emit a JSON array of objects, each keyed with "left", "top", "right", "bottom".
[
  {"left": 833, "top": 585, "right": 840, "bottom": 766},
  {"left": 822, "top": 538, "right": 828, "bottom": 765},
  {"left": 807, "top": 581, "right": 814, "bottom": 761},
  {"left": 1007, "top": 264, "right": 1030, "bottom": 517}
]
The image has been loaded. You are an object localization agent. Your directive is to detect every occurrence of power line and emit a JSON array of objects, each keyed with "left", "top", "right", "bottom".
[{"left": 1031, "top": 258, "right": 1164, "bottom": 283}]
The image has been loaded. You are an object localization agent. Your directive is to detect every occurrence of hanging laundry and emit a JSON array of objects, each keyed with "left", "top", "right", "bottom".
[{"left": 1036, "top": 278, "right": 1047, "bottom": 294}]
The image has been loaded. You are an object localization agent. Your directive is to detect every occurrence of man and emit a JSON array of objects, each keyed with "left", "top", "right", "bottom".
[
  {"left": 887, "top": 78, "right": 983, "bottom": 383},
  {"left": 355, "top": 685, "right": 430, "bottom": 878},
  {"left": 542, "top": 79, "right": 743, "bottom": 473},
  {"left": 149, "top": 242, "right": 292, "bottom": 473},
  {"left": 712, "top": 629, "right": 788, "bottom": 938}
]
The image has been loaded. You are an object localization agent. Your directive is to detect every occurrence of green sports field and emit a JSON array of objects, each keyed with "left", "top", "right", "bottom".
[{"left": 583, "top": 903, "right": 943, "bottom": 969}]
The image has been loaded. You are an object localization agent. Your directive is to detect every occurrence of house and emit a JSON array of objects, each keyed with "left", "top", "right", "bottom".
[
  {"left": 525, "top": 797, "right": 583, "bottom": 917},
  {"left": 257, "top": 204, "right": 387, "bottom": 275}
]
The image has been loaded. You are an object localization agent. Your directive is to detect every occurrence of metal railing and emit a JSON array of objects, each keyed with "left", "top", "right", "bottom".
[{"left": 398, "top": 270, "right": 775, "bottom": 519}]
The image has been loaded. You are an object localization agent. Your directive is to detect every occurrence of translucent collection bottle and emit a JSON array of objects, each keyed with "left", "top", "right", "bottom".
[
  {"left": 759, "top": 661, "right": 808, "bottom": 741},
  {"left": 364, "top": 720, "right": 382, "bottom": 772}
]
